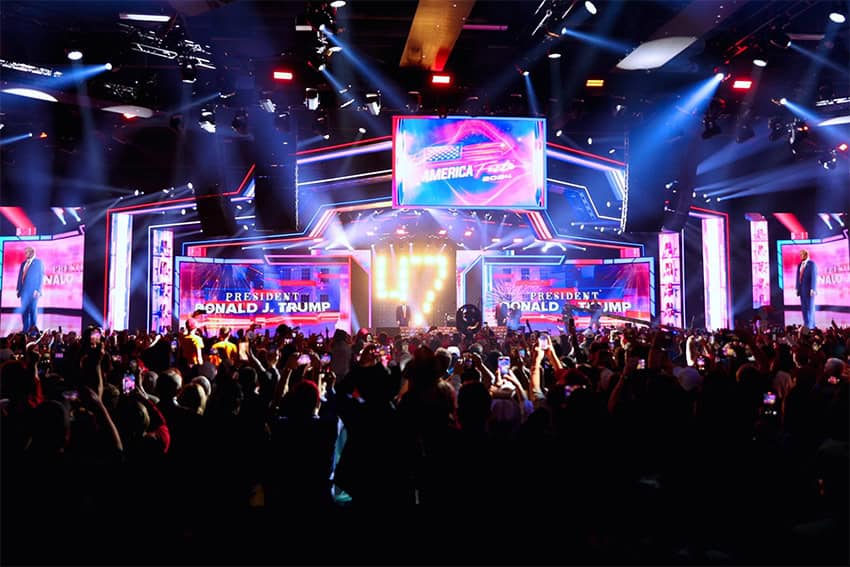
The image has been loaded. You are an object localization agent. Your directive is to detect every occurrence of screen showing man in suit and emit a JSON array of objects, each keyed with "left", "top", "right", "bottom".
[
  {"left": 796, "top": 249, "right": 817, "bottom": 329},
  {"left": 1, "top": 234, "right": 85, "bottom": 336},
  {"left": 16, "top": 247, "right": 44, "bottom": 332}
]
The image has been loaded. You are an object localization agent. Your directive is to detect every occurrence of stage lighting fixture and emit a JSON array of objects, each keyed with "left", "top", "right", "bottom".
[
  {"left": 838, "top": 143, "right": 848, "bottom": 152},
  {"left": 587, "top": 137, "right": 593, "bottom": 145},
  {"left": 406, "top": 91, "right": 422, "bottom": 113},
  {"left": 327, "top": 45, "right": 342, "bottom": 54},
  {"left": 259, "top": 98, "right": 276, "bottom": 113},
  {"left": 66, "top": 49, "right": 83, "bottom": 61},
  {"left": 199, "top": 106, "right": 215, "bottom": 133},
  {"left": 180, "top": 59, "right": 197, "bottom": 84},
  {"left": 829, "top": 11, "right": 846, "bottom": 24},
  {"left": 768, "top": 117, "right": 786, "bottom": 141},
  {"left": 231, "top": 108, "right": 249, "bottom": 136},
  {"left": 789, "top": 118, "right": 808, "bottom": 154},
  {"left": 701, "top": 116, "right": 721, "bottom": 139},
  {"left": 330, "top": 0, "right": 346, "bottom": 7},
  {"left": 521, "top": 70, "right": 530, "bottom": 76},
  {"left": 732, "top": 79, "right": 752, "bottom": 90},
  {"left": 555, "top": 129, "right": 563, "bottom": 136},
  {"left": 585, "top": 1, "right": 597, "bottom": 14},
  {"left": 769, "top": 30, "right": 791, "bottom": 49},
  {"left": 548, "top": 51, "right": 562, "bottom": 59},
  {"left": 304, "top": 88, "right": 320, "bottom": 111},
  {"left": 273, "top": 70, "right": 294, "bottom": 81},
  {"left": 753, "top": 58, "right": 767, "bottom": 67},
  {"left": 586, "top": 79, "right": 604, "bottom": 87},
  {"left": 779, "top": 97, "right": 788, "bottom": 105},
  {"left": 339, "top": 97, "right": 355, "bottom": 109},
  {"left": 358, "top": 127, "right": 366, "bottom": 134},
  {"left": 365, "top": 92, "right": 381, "bottom": 116},
  {"left": 819, "top": 150, "right": 838, "bottom": 169}
]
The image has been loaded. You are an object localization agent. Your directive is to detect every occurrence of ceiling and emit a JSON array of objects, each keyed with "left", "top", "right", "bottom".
[{"left": 1, "top": 0, "right": 848, "bottom": 207}]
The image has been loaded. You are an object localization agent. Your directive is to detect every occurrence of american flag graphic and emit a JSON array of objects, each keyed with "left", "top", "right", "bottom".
[
  {"left": 423, "top": 145, "right": 462, "bottom": 162},
  {"left": 421, "top": 142, "right": 508, "bottom": 164}
]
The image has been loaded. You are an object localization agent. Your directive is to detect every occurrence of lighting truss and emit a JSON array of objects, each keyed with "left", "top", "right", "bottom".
[
  {"left": 0, "top": 58, "right": 63, "bottom": 78},
  {"left": 118, "top": 23, "right": 216, "bottom": 70}
]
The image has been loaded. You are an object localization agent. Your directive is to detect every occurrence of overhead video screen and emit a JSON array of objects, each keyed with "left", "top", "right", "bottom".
[
  {"left": 393, "top": 116, "right": 546, "bottom": 209},
  {"left": 176, "top": 258, "right": 353, "bottom": 336}
]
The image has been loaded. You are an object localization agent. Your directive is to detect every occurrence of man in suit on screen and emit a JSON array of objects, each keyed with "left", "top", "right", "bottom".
[
  {"left": 16, "top": 246, "right": 45, "bottom": 332},
  {"left": 796, "top": 249, "right": 817, "bottom": 329}
]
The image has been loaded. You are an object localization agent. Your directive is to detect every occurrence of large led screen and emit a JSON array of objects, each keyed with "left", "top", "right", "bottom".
[
  {"left": 0, "top": 233, "right": 85, "bottom": 335},
  {"left": 482, "top": 257, "right": 653, "bottom": 332},
  {"left": 176, "top": 258, "right": 352, "bottom": 336},
  {"left": 780, "top": 237, "right": 850, "bottom": 326},
  {"left": 393, "top": 116, "right": 546, "bottom": 209}
]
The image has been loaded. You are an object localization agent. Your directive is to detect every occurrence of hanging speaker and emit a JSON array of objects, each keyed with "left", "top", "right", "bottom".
[{"left": 194, "top": 187, "right": 236, "bottom": 237}]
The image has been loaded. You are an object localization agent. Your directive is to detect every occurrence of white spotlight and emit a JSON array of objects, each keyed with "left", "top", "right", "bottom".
[
  {"left": 104, "top": 62, "right": 113, "bottom": 71},
  {"left": 358, "top": 127, "right": 367, "bottom": 134},
  {"left": 555, "top": 129, "right": 562, "bottom": 136},
  {"left": 548, "top": 52, "right": 562, "bottom": 59},
  {"left": 779, "top": 97, "right": 787, "bottom": 105},
  {"left": 715, "top": 72, "right": 725, "bottom": 80},
  {"left": 829, "top": 12, "right": 846, "bottom": 24},
  {"left": 584, "top": 1, "right": 597, "bottom": 15},
  {"left": 753, "top": 58, "right": 767, "bottom": 67},
  {"left": 330, "top": 0, "right": 346, "bottom": 7},
  {"left": 67, "top": 50, "right": 83, "bottom": 61},
  {"left": 187, "top": 182, "right": 194, "bottom": 190}
]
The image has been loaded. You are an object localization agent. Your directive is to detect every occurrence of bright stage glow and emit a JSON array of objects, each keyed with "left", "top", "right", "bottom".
[
  {"left": 779, "top": 97, "right": 788, "bottom": 105},
  {"left": 829, "top": 12, "right": 846, "bottom": 24},
  {"left": 732, "top": 79, "right": 752, "bottom": 90},
  {"left": 616, "top": 36, "right": 697, "bottom": 70},
  {"left": 330, "top": 0, "right": 346, "bottom": 7},
  {"left": 548, "top": 52, "right": 561, "bottom": 59},
  {"left": 67, "top": 50, "right": 83, "bottom": 61},
  {"left": 753, "top": 58, "right": 767, "bottom": 67},
  {"left": 584, "top": 1, "right": 597, "bottom": 14},
  {"left": 273, "top": 70, "right": 294, "bottom": 81},
  {"left": 585, "top": 79, "right": 604, "bottom": 87},
  {"left": 2, "top": 88, "right": 58, "bottom": 102},
  {"left": 431, "top": 73, "right": 452, "bottom": 85}
]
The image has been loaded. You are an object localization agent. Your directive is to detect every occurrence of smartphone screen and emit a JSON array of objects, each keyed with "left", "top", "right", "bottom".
[
  {"left": 763, "top": 392, "right": 777, "bottom": 406},
  {"left": 538, "top": 333, "right": 550, "bottom": 350},
  {"left": 297, "top": 354, "right": 311, "bottom": 366},
  {"left": 697, "top": 356, "right": 706, "bottom": 371},
  {"left": 518, "top": 348, "right": 527, "bottom": 358},
  {"left": 637, "top": 359, "right": 646, "bottom": 370},
  {"left": 498, "top": 356, "right": 511, "bottom": 376},
  {"left": 320, "top": 353, "right": 331, "bottom": 365},
  {"left": 122, "top": 374, "right": 136, "bottom": 394}
]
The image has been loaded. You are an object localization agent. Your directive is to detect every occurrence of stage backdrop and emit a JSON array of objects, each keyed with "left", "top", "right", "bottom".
[
  {"left": 175, "top": 256, "right": 353, "bottom": 335},
  {"left": 480, "top": 256, "right": 654, "bottom": 332},
  {"left": 779, "top": 236, "right": 850, "bottom": 327},
  {"left": 0, "top": 232, "right": 85, "bottom": 335},
  {"left": 393, "top": 116, "right": 546, "bottom": 209}
]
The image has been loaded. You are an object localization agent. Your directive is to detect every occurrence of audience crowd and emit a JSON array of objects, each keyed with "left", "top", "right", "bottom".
[{"left": 1, "top": 316, "right": 847, "bottom": 565}]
